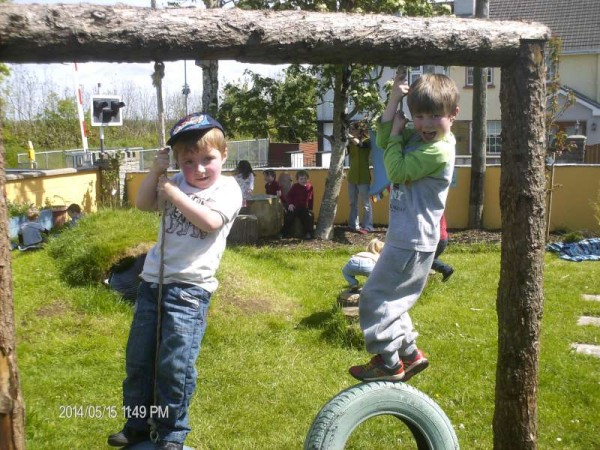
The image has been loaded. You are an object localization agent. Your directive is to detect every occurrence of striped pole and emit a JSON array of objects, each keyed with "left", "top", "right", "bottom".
[{"left": 73, "top": 62, "right": 89, "bottom": 152}]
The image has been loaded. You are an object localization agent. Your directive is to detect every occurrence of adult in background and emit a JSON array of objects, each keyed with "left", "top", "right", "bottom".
[{"left": 347, "top": 120, "right": 373, "bottom": 234}]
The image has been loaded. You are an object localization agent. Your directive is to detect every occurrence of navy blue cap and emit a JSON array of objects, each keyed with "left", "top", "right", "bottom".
[{"left": 167, "top": 112, "right": 224, "bottom": 146}]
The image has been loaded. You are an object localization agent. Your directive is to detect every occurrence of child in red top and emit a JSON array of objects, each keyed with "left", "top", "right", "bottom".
[
  {"left": 283, "top": 170, "right": 314, "bottom": 239},
  {"left": 431, "top": 214, "right": 454, "bottom": 281},
  {"left": 263, "top": 169, "right": 285, "bottom": 205}
]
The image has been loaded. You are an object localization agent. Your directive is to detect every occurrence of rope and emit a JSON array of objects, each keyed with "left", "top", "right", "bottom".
[{"left": 149, "top": 171, "right": 168, "bottom": 444}]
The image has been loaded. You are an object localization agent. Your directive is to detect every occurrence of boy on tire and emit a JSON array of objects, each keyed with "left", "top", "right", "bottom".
[{"left": 349, "top": 70, "right": 458, "bottom": 382}]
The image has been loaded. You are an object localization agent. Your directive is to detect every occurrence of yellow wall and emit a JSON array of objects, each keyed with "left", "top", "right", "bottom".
[
  {"left": 548, "top": 166, "right": 600, "bottom": 232},
  {"left": 125, "top": 165, "right": 600, "bottom": 233},
  {"left": 7, "top": 165, "right": 598, "bottom": 232},
  {"left": 6, "top": 169, "right": 98, "bottom": 212}
]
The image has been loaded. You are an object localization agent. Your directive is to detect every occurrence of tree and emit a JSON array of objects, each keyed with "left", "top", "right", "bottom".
[
  {"left": 468, "top": 0, "right": 488, "bottom": 229},
  {"left": 0, "top": 100, "right": 26, "bottom": 450},
  {"left": 544, "top": 37, "right": 575, "bottom": 240},
  {"left": 198, "top": 0, "right": 227, "bottom": 116},
  {"left": 219, "top": 64, "right": 317, "bottom": 142},
  {"left": 493, "top": 40, "right": 547, "bottom": 450},
  {"left": 236, "top": 0, "right": 447, "bottom": 240}
]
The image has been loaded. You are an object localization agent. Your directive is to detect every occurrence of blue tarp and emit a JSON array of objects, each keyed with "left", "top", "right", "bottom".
[{"left": 546, "top": 238, "right": 600, "bottom": 262}]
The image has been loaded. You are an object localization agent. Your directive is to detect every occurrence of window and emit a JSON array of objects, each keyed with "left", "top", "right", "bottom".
[
  {"left": 466, "top": 67, "right": 493, "bottom": 86},
  {"left": 409, "top": 66, "right": 423, "bottom": 85},
  {"left": 409, "top": 66, "right": 448, "bottom": 84},
  {"left": 487, "top": 121, "right": 502, "bottom": 153}
]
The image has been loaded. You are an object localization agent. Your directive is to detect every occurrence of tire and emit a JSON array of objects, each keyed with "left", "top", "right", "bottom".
[{"left": 304, "top": 381, "right": 459, "bottom": 450}]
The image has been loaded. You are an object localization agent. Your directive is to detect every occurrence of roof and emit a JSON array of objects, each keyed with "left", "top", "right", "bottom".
[{"left": 488, "top": 0, "right": 600, "bottom": 53}]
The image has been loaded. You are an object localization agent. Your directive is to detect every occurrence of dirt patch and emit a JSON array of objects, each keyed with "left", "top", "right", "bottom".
[
  {"left": 249, "top": 225, "right": 505, "bottom": 251},
  {"left": 35, "top": 301, "right": 69, "bottom": 318},
  {"left": 218, "top": 292, "right": 281, "bottom": 315}
]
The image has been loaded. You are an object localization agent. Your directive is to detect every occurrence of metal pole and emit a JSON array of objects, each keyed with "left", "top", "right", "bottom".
[{"left": 73, "top": 62, "right": 89, "bottom": 153}]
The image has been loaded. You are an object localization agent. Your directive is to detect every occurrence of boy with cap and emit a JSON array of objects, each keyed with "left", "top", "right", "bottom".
[{"left": 108, "top": 113, "right": 242, "bottom": 450}]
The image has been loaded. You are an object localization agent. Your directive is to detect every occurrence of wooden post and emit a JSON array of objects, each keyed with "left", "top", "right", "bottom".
[
  {"left": 494, "top": 40, "right": 547, "bottom": 450},
  {"left": 0, "top": 107, "right": 26, "bottom": 450}
]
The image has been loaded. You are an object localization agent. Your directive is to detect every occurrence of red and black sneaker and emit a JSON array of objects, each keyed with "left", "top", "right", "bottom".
[
  {"left": 349, "top": 355, "right": 405, "bottom": 382},
  {"left": 401, "top": 349, "right": 429, "bottom": 382}
]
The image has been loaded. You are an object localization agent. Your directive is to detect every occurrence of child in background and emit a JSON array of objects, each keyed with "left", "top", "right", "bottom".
[
  {"left": 67, "top": 203, "right": 83, "bottom": 226},
  {"left": 342, "top": 238, "right": 384, "bottom": 292},
  {"left": 263, "top": 169, "right": 283, "bottom": 201},
  {"left": 283, "top": 170, "right": 314, "bottom": 240},
  {"left": 349, "top": 70, "right": 458, "bottom": 383},
  {"left": 108, "top": 113, "right": 242, "bottom": 450},
  {"left": 431, "top": 214, "right": 454, "bottom": 282},
  {"left": 234, "top": 159, "right": 255, "bottom": 208},
  {"left": 18, "top": 207, "right": 48, "bottom": 250}
]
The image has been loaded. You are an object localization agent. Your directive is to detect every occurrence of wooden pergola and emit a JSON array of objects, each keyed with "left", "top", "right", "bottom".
[{"left": 0, "top": 5, "right": 549, "bottom": 449}]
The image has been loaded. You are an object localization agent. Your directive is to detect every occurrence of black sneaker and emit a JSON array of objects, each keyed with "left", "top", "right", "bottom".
[
  {"left": 107, "top": 427, "right": 149, "bottom": 447},
  {"left": 158, "top": 442, "right": 184, "bottom": 450},
  {"left": 442, "top": 268, "right": 454, "bottom": 282}
]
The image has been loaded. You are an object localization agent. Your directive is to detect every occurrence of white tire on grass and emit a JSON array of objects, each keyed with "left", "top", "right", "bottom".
[{"left": 304, "top": 381, "right": 459, "bottom": 450}]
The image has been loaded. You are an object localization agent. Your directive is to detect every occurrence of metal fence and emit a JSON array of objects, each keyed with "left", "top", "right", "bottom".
[{"left": 17, "top": 138, "right": 270, "bottom": 171}]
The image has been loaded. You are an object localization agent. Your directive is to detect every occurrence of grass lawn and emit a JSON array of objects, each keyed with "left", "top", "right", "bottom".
[{"left": 10, "top": 211, "right": 600, "bottom": 449}]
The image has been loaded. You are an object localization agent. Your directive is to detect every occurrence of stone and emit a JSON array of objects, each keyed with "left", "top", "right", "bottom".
[
  {"left": 342, "top": 306, "right": 359, "bottom": 321},
  {"left": 577, "top": 316, "right": 600, "bottom": 327},
  {"left": 338, "top": 288, "right": 360, "bottom": 307},
  {"left": 571, "top": 343, "right": 600, "bottom": 358}
]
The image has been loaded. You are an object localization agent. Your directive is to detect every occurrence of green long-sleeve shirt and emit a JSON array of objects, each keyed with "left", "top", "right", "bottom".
[{"left": 376, "top": 120, "right": 455, "bottom": 251}]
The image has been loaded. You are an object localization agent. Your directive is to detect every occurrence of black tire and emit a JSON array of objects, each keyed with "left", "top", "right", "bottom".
[{"left": 304, "top": 381, "right": 459, "bottom": 450}]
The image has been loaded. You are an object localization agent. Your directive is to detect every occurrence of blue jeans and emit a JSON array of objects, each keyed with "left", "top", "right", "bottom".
[
  {"left": 348, "top": 182, "right": 373, "bottom": 231},
  {"left": 342, "top": 256, "right": 376, "bottom": 287},
  {"left": 123, "top": 280, "right": 211, "bottom": 443}
]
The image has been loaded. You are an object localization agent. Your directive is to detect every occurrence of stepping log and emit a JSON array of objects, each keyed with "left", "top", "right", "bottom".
[
  {"left": 342, "top": 306, "right": 359, "bottom": 321},
  {"left": 338, "top": 288, "right": 360, "bottom": 307},
  {"left": 228, "top": 214, "right": 258, "bottom": 244}
]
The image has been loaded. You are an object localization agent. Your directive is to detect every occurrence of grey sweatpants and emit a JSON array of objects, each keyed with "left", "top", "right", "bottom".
[{"left": 359, "top": 245, "right": 434, "bottom": 368}]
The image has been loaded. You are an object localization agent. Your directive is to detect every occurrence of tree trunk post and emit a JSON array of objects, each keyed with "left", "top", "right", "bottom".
[
  {"left": 468, "top": 0, "right": 489, "bottom": 230},
  {"left": 315, "top": 65, "right": 351, "bottom": 240},
  {"left": 200, "top": 59, "right": 219, "bottom": 117},
  {"left": 0, "top": 109, "right": 26, "bottom": 450},
  {"left": 494, "top": 40, "right": 547, "bottom": 450},
  {"left": 469, "top": 66, "right": 487, "bottom": 229}
]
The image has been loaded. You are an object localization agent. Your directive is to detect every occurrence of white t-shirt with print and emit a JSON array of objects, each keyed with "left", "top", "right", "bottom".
[{"left": 141, "top": 172, "right": 242, "bottom": 293}]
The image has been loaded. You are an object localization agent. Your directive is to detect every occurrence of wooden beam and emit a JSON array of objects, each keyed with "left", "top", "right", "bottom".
[{"left": 0, "top": 4, "right": 549, "bottom": 66}]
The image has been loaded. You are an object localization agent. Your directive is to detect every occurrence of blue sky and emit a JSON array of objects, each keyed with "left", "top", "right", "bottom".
[{"left": 9, "top": 0, "right": 286, "bottom": 101}]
